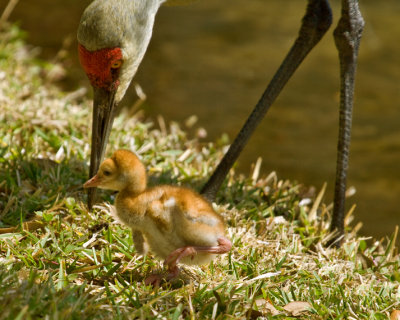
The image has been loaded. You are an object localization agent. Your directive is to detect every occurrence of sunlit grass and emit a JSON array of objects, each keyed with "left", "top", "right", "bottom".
[{"left": 0, "top": 24, "right": 399, "bottom": 319}]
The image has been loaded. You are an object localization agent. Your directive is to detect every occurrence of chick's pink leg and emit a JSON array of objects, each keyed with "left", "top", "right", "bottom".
[
  {"left": 144, "top": 274, "right": 163, "bottom": 287},
  {"left": 145, "top": 237, "right": 232, "bottom": 286},
  {"left": 144, "top": 260, "right": 184, "bottom": 287},
  {"left": 144, "top": 247, "right": 197, "bottom": 286},
  {"left": 193, "top": 237, "right": 232, "bottom": 254},
  {"left": 165, "top": 236, "right": 232, "bottom": 269},
  {"left": 164, "top": 247, "right": 197, "bottom": 269}
]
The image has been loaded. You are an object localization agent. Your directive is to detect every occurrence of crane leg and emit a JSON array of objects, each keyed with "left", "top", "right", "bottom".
[
  {"left": 201, "top": 0, "right": 333, "bottom": 199},
  {"left": 202, "top": 0, "right": 364, "bottom": 248},
  {"left": 330, "top": 0, "right": 364, "bottom": 246}
]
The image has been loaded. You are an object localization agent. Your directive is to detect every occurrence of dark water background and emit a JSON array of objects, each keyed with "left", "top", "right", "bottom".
[{"left": 2, "top": 0, "right": 399, "bottom": 241}]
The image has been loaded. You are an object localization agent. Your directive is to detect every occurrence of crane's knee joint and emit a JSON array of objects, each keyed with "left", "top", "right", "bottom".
[
  {"left": 299, "top": 0, "right": 333, "bottom": 44},
  {"left": 334, "top": 0, "right": 365, "bottom": 53}
]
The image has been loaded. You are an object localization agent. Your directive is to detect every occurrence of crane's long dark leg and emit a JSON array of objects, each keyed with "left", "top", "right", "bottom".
[
  {"left": 201, "top": 0, "right": 332, "bottom": 200},
  {"left": 330, "top": 0, "right": 364, "bottom": 246}
]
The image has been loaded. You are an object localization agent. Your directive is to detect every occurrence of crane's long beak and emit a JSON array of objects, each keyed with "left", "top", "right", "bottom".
[{"left": 88, "top": 86, "right": 117, "bottom": 209}]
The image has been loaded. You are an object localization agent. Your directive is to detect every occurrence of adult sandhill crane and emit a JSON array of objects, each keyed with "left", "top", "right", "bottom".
[{"left": 77, "top": 0, "right": 364, "bottom": 245}]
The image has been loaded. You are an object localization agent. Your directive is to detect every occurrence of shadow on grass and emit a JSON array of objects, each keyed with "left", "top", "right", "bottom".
[
  {"left": 0, "top": 269, "right": 111, "bottom": 319},
  {"left": 0, "top": 153, "right": 88, "bottom": 226}
]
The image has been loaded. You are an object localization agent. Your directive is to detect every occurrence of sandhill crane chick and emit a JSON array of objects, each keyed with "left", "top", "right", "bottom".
[{"left": 83, "top": 149, "right": 232, "bottom": 285}]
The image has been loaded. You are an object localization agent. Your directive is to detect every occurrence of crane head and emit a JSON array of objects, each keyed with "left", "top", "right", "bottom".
[
  {"left": 77, "top": 0, "right": 161, "bottom": 208},
  {"left": 78, "top": 44, "right": 122, "bottom": 208}
]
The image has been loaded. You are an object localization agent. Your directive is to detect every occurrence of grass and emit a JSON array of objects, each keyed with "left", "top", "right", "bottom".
[{"left": 0, "top": 24, "right": 400, "bottom": 319}]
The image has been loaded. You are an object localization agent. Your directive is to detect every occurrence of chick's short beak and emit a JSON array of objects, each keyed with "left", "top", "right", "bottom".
[
  {"left": 88, "top": 86, "right": 117, "bottom": 207},
  {"left": 83, "top": 175, "right": 101, "bottom": 188}
]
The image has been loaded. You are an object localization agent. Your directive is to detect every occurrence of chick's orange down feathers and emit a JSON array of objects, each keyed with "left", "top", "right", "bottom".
[{"left": 84, "top": 149, "right": 232, "bottom": 285}]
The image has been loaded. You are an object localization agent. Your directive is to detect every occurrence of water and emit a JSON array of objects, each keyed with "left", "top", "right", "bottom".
[{"left": 4, "top": 0, "right": 400, "bottom": 241}]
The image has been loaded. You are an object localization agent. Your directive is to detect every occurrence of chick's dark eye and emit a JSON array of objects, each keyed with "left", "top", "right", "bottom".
[{"left": 103, "top": 170, "right": 111, "bottom": 176}]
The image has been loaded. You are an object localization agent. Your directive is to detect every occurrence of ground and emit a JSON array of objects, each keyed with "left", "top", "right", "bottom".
[{"left": 0, "top": 24, "right": 399, "bottom": 319}]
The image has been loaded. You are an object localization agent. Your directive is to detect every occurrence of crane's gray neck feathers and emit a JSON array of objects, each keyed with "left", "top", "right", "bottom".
[
  {"left": 78, "top": 0, "right": 164, "bottom": 50},
  {"left": 78, "top": 0, "right": 165, "bottom": 101}
]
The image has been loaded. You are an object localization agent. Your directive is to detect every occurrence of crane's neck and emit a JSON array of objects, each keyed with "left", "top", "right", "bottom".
[
  {"left": 137, "top": 0, "right": 166, "bottom": 15},
  {"left": 118, "top": 0, "right": 168, "bottom": 102},
  {"left": 116, "top": 0, "right": 165, "bottom": 101}
]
